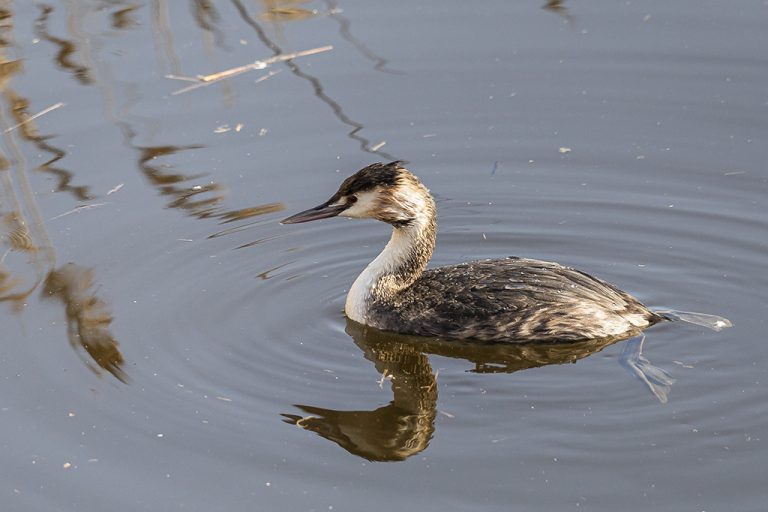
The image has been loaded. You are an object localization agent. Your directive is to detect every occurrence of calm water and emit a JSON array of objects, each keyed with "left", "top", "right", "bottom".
[{"left": 1, "top": 1, "right": 766, "bottom": 511}]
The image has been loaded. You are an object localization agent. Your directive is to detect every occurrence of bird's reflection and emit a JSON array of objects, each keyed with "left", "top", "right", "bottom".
[
  {"left": 42, "top": 264, "right": 126, "bottom": 383},
  {"left": 284, "top": 319, "right": 674, "bottom": 461},
  {"left": 283, "top": 320, "right": 438, "bottom": 461}
]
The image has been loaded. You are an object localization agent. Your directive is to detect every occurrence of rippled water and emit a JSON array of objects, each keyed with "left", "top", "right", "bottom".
[{"left": 1, "top": 1, "right": 766, "bottom": 511}]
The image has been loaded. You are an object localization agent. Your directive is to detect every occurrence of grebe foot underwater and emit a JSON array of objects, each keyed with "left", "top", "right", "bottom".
[{"left": 282, "top": 162, "right": 732, "bottom": 343}]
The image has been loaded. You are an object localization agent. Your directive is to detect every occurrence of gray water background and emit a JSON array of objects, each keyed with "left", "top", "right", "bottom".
[{"left": 1, "top": 1, "right": 766, "bottom": 511}]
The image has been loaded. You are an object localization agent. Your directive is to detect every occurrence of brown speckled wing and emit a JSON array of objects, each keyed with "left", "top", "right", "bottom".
[{"left": 370, "top": 257, "right": 658, "bottom": 342}]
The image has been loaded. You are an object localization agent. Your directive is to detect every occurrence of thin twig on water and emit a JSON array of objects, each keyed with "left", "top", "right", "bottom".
[
  {"left": 3, "top": 102, "right": 66, "bottom": 134},
  {"left": 50, "top": 203, "right": 109, "bottom": 221},
  {"left": 167, "top": 45, "right": 332, "bottom": 95}
]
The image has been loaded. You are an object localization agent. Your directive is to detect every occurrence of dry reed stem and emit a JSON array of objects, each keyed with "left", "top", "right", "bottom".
[
  {"left": 167, "top": 45, "right": 333, "bottom": 95},
  {"left": 2, "top": 102, "right": 65, "bottom": 134}
]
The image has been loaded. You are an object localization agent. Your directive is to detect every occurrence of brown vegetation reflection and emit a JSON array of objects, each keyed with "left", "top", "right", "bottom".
[
  {"left": 542, "top": 0, "right": 573, "bottom": 22},
  {"left": 260, "top": 0, "right": 319, "bottom": 23},
  {"left": 0, "top": 6, "right": 122, "bottom": 380},
  {"left": 284, "top": 320, "right": 673, "bottom": 461},
  {"left": 5, "top": 90, "right": 93, "bottom": 201},
  {"left": 111, "top": 4, "right": 141, "bottom": 31},
  {"left": 42, "top": 264, "right": 126, "bottom": 383},
  {"left": 127, "top": 135, "right": 284, "bottom": 223},
  {"left": 191, "top": 0, "right": 227, "bottom": 49},
  {"left": 34, "top": 5, "right": 92, "bottom": 85},
  {"left": 0, "top": 39, "right": 56, "bottom": 310}
]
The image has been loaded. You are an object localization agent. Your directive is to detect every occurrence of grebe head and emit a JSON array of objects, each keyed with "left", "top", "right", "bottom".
[{"left": 281, "top": 161, "right": 434, "bottom": 227}]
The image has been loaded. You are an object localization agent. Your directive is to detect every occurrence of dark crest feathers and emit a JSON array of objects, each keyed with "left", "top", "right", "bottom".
[{"left": 335, "top": 161, "right": 406, "bottom": 197}]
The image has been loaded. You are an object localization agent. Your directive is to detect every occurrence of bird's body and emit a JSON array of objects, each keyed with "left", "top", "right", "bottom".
[
  {"left": 361, "top": 257, "right": 661, "bottom": 342},
  {"left": 283, "top": 162, "right": 729, "bottom": 343}
]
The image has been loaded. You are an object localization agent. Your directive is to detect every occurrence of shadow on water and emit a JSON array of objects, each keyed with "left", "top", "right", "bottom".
[{"left": 283, "top": 318, "right": 673, "bottom": 461}]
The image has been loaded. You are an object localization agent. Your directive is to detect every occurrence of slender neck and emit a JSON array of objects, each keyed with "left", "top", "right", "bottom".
[
  {"left": 345, "top": 203, "right": 436, "bottom": 323},
  {"left": 373, "top": 218, "right": 436, "bottom": 297}
]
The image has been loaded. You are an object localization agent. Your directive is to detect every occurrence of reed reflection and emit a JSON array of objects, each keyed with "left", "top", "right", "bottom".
[
  {"left": 191, "top": 0, "right": 227, "bottom": 49},
  {"left": 110, "top": 4, "right": 141, "bottom": 31},
  {"left": 260, "top": 0, "right": 319, "bottom": 23},
  {"left": 34, "top": 5, "right": 92, "bottom": 85},
  {"left": 542, "top": 0, "right": 573, "bottom": 22},
  {"left": 42, "top": 264, "right": 126, "bottom": 383},
  {"left": 232, "top": 0, "right": 396, "bottom": 160},
  {"left": 0, "top": 8, "right": 123, "bottom": 380},
  {"left": 0, "top": 7, "right": 12, "bottom": 47},
  {"left": 284, "top": 319, "right": 674, "bottom": 461},
  {"left": 5, "top": 90, "right": 92, "bottom": 201},
  {"left": 0, "top": 64, "right": 57, "bottom": 309},
  {"left": 137, "top": 143, "right": 227, "bottom": 219},
  {"left": 324, "top": 0, "right": 399, "bottom": 74},
  {"left": 131, "top": 139, "right": 284, "bottom": 223}
]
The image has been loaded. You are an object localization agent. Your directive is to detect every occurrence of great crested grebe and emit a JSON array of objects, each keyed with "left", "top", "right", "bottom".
[{"left": 282, "top": 162, "right": 731, "bottom": 342}]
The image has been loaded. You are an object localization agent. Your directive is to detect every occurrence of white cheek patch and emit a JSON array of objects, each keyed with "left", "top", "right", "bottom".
[{"left": 339, "top": 190, "right": 379, "bottom": 219}]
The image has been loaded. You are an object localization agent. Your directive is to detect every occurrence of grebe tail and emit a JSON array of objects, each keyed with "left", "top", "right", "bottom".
[{"left": 655, "top": 310, "right": 732, "bottom": 331}]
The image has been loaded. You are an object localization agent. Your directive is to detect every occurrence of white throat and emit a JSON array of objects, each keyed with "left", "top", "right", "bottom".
[{"left": 344, "top": 220, "right": 433, "bottom": 325}]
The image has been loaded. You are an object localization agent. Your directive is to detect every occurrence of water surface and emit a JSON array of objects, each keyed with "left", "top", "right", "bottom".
[{"left": 1, "top": 1, "right": 766, "bottom": 511}]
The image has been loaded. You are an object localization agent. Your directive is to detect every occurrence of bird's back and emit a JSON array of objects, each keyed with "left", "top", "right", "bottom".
[{"left": 367, "top": 257, "right": 662, "bottom": 342}]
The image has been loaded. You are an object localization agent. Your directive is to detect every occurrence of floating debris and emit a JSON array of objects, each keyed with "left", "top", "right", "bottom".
[
  {"left": 106, "top": 183, "right": 124, "bottom": 196},
  {"left": 260, "top": 7, "right": 319, "bottom": 23},
  {"left": 50, "top": 203, "right": 109, "bottom": 221},
  {"left": 3, "top": 102, "right": 65, "bottom": 134},
  {"left": 377, "top": 369, "right": 393, "bottom": 388},
  {"left": 167, "top": 46, "right": 332, "bottom": 95},
  {"left": 558, "top": 147, "right": 572, "bottom": 154}
]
